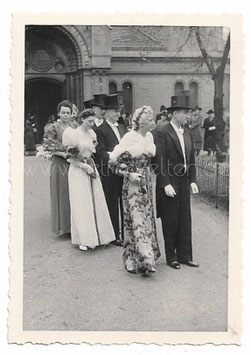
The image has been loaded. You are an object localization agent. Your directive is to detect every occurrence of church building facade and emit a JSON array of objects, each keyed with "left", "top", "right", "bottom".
[{"left": 25, "top": 25, "right": 230, "bottom": 141}]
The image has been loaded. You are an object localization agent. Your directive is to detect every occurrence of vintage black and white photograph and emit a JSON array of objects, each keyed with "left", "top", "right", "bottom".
[{"left": 8, "top": 13, "right": 243, "bottom": 344}]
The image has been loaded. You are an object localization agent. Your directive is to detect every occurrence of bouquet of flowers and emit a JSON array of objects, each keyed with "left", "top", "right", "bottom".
[
  {"left": 66, "top": 146, "right": 97, "bottom": 178},
  {"left": 109, "top": 151, "right": 147, "bottom": 193},
  {"left": 36, "top": 144, "right": 53, "bottom": 160},
  {"left": 36, "top": 137, "right": 67, "bottom": 160}
]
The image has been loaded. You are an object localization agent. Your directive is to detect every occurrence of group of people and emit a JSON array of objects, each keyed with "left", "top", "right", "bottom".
[
  {"left": 155, "top": 104, "right": 230, "bottom": 156},
  {"left": 42, "top": 93, "right": 200, "bottom": 276}
]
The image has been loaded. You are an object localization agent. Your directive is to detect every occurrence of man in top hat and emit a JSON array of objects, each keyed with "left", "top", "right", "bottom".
[
  {"left": 153, "top": 95, "right": 199, "bottom": 269},
  {"left": 92, "top": 94, "right": 107, "bottom": 128},
  {"left": 94, "top": 94, "right": 127, "bottom": 246}
]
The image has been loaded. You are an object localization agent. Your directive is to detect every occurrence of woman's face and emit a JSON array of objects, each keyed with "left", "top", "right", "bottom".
[
  {"left": 58, "top": 106, "right": 72, "bottom": 124},
  {"left": 139, "top": 108, "right": 155, "bottom": 131},
  {"left": 81, "top": 115, "right": 95, "bottom": 129},
  {"left": 71, "top": 109, "right": 78, "bottom": 120}
]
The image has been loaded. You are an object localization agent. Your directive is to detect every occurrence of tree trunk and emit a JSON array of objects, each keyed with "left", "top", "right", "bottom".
[{"left": 213, "top": 72, "right": 226, "bottom": 154}]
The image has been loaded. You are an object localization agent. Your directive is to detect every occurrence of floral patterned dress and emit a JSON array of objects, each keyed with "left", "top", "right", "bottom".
[{"left": 110, "top": 130, "right": 161, "bottom": 274}]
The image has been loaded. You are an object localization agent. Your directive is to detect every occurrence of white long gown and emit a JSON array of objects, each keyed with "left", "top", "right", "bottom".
[{"left": 62, "top": 126, "right": 116, "bottom": 248}]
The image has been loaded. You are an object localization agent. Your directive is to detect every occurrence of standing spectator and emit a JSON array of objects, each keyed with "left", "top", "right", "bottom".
[
  {"left": 24, "top": 120, "right": 36, "bottom": 153},
  {"left": 223, "top": 109, "right": 230, "bottom": 155},
  {"left": 29, "top": 114, "right": 39, "bottom": 144},
  {"left": 167, "top": 109, "right": 172, "bottom": 122},
  {"left": 124, "top": 112, "right": 132, "bottom": 130},
  {"left": 70, "top": 104, "right": 79, "bottom": 128},
  {"left": 156, "top": 105, "right": 167, "bottom": 124},
  {"left": 189, "top": 106, "right": 203, "bottom": 155},
  {"left": 118, "top": 109, "right": 127, "bottom": 128},
  {"left": 156, "top": 113, "right": 169, "bottom": 128},
  {"left": 203, "top": 109, "right": 216, "bottom": 156}
]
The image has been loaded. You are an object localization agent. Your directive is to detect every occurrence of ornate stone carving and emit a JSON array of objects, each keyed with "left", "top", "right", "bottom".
[{"left": 27, "top": 41, "right": 56, "bottom": 72}]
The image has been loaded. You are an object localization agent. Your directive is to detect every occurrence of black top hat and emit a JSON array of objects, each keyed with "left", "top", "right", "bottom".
[
  {"left": 93, "top": 94, "right": 107, "bottom": 108},
  {"left": 167, "top": 96, "right": 193, "bottom": 111},
  {"left": 104, "top": 95, "right": 120, "bottom": 109},
  {"left": 207, "top": 109, "right": 214, "bottom": 114},
  {"left": 84, "top": 99, "right": 94, "bottom": 109}
]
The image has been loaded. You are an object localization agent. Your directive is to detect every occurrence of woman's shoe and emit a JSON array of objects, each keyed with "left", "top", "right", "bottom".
[{"left": 79, "top": 245, "right": 88, "bottom": 251}]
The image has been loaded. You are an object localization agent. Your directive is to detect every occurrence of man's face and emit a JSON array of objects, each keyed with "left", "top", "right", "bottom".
[
  {"left": 93, "top": 106, "right": 103, "bottom": 119},
  {"left": 161, "top": 108, "right": 167, "bottom": 114},
  {"left": 58, "top": 106, "right": 72, "bottom": 123},
  {"left": 173, "top": 109, "right": 190, "bottom": 126},
  {"left": 106, "top": 109, "right": 120, "bottom": 123}
]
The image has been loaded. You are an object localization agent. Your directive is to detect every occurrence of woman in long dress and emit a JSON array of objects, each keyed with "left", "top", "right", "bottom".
[
  {"left": 43, "top": 100, "right": 74, "bottom": 236},
  {"left": 62, "top": 109, "right": 116, "bottom": 250},
  {"left": 110, "top": 106, "right": 160, "bottom": 275}
]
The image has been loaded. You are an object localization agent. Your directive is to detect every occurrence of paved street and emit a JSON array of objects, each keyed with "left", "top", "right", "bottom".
[{"left": 23, "top": 156, "right": 228, "bottom": 331}]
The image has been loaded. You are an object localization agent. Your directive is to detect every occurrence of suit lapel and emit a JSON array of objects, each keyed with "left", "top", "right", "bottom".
[
  {"left": 103, "top": 121, "right": 119, "bottom": 145},
  {"left": 166, "top": 124, "right": 183, "bottom": 158}
]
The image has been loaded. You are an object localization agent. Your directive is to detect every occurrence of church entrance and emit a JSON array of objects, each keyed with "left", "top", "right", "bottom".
[{"left": 25, "top": 79, "right": 65, "bottom": 143}]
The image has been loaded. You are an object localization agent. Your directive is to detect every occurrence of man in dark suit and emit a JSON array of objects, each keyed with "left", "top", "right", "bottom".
[
  {"left": 153, "top": 96, "right": 199, "bottom": 269},
  {"left": 94, "top": 95, "right": 127, "bottom": 246}
]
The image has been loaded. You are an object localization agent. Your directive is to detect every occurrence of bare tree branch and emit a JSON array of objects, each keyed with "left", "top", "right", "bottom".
[
  {"left": 193, "top": 26, "right": 216, "bottom": 79},
  {"left": 174, "top": 28, "right": 193, "bottom": 55},
  {"left": 218, "top": 32, "right": 230, "bottom": 73}
]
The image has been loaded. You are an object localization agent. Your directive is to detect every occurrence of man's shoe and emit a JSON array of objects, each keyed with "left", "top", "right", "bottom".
[
  {"left": 112, "top": 239, "right": 123, "bottom": 247},
  {"left": 180, "top": 260, "right": 199, "bottom": 268},
  {"left": 167, "top": 261, "right": 180, "bottom": 269}
]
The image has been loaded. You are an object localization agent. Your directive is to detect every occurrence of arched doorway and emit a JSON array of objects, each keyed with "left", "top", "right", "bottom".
[
  {"left": 25, "top": 25, "right": 86, "bottom": 143},
  {"left": 25, "top": 79, "right": 64, "bottom": 142}
]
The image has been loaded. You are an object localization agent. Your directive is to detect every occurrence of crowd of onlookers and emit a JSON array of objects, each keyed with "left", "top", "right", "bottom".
[{"left": 155, "top": 104, "right": 230, "bottom": 157}]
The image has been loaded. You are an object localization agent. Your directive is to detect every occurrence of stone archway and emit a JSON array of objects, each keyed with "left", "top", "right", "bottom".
[{"left": 25, "top": 25, "right": 91, "bottom": 139}]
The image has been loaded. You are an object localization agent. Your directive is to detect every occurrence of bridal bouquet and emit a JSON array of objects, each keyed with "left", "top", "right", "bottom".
[{"left": 109, "top": 151, "right": 148, "bottom": 193}]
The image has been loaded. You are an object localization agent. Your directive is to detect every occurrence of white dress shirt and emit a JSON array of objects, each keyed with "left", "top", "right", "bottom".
[
  {"left": 170, "top": 121, "right": 187, "bottom": 171},
  {"left": 106, "top": 119, "right": 121, "bottom": 142},
  {"left": 95, "top": 117, "right": 103, "bottom": 127}
]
